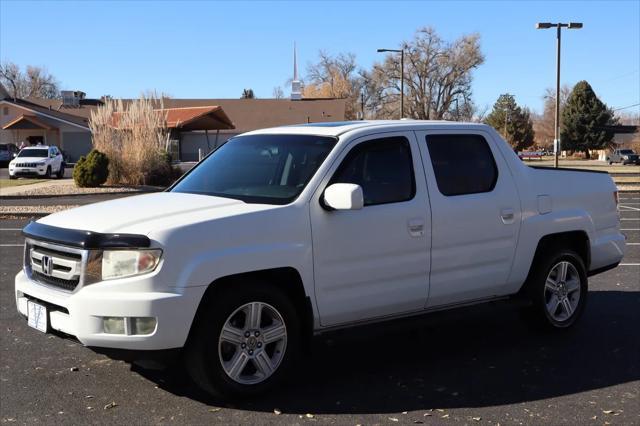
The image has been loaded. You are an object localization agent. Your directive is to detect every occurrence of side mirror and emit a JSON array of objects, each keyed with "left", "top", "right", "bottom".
[
  {"left": 12, "top": 153, "right": 17, "bottom": 158},
  {"left": 323, "top": 183, "right": 364, "bottom": 210}
]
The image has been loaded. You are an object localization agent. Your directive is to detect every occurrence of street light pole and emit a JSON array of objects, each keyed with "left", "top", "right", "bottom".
[
  {"left": 554, "top": 25, "right": 561, "bottom": 168},
  {"left": 536, "top": 21, "right": 583, "bottom": 168},
  {"left": 377, "top": 48, "right": 404, "bottom": 119}
]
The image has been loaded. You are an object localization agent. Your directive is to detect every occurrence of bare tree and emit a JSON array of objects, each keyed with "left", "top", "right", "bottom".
[
  {"left": 367, "top": 27, "right": 484, "bottom": 120},
  {"left": 532, "top": 85, "right": 572, "bottom": 149},
  {"left": 303, "top": 51, "right": 362, "bottom": 119},
  {"left": 0, "top": 61, "right": 60, "bottom": 99},
  {"left": 272, "top": 86, "right": 285, "bottom": 99}
]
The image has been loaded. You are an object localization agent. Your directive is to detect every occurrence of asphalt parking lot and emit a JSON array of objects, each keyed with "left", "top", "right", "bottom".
[{"left": 0, "top": 194, "right": 638, "bottom": 425}]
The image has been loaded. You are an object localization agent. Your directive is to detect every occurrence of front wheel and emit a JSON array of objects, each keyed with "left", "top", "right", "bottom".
[
  {"left": 44, "top": 166, "right": 51, "bottom": 178},
  {"left": 523, "top": 250, "right": 588, "bottom": 329},
  {"left": 185, "top": 282, "right": 300, "bottom": 398},
  {"left": 56, "top": 163, "right": 65, "bottom": 179}
]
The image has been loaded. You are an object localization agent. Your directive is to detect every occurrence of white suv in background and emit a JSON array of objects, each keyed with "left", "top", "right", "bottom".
[{"left": 9, "top": 145, "right": 65, "bottom": 179}]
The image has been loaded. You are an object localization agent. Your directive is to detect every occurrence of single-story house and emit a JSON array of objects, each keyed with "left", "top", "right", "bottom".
[
  {"left": 0, "top": 93, "right": 93, "bottom": 162},
  {"left": 17, "top": 93, "right": 347, "bottom": 162},
  {"left": 156, "top": 98, "right": 347, "bottom": 161}
]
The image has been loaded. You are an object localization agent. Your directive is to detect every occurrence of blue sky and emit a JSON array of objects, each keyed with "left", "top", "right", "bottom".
[{"left": 1, "top": 0, "right": 638, "bottom": 114}]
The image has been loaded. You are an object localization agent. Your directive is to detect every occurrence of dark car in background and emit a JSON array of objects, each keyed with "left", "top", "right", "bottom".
[{"left": 0, "top": 143, "right": 19, "bottom": 167}]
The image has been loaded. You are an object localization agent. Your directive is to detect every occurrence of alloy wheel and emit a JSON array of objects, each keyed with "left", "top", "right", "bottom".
[
  {"left": 544, "top": 261, "right": 581, "bottom": 322},
  {"left": 218, "top": 302, "right": 287, "bottom": 385}
]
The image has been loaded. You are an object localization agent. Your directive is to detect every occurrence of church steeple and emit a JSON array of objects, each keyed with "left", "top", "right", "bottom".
[{"left": 291, "top": 42, "right": 302, "bottom": 100}]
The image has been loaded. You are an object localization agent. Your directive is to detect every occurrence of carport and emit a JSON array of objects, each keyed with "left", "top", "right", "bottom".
[
  {"left": 164, "top": 106, "right": 235, "bottom": 161},
  {"left": 2, "top": 114, "right": 56, "bottom": 146},
  {"left": 111, "top": 106, "right": 235, "bottom": 161}
]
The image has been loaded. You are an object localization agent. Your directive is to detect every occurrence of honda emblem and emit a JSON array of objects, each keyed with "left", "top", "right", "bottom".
[{"left": 41, "top": 255, "right": 53, "bottom": 276}]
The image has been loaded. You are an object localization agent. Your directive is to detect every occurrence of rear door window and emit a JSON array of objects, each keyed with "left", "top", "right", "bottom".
[{"left": 426, "top": 134, "right": 498, "bottom": 196}]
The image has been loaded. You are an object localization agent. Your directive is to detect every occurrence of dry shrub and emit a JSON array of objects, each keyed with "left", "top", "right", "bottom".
[
  {"left": 89, "top": 96, "right": 169, "bottom": 185},
  {"left": 631, "top": 133, "right": 640, "bottom": 153}
]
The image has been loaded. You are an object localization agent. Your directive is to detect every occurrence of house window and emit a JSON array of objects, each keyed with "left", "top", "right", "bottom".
[{"left": 2, "top": 107, "right": 8, "bottom": 116}]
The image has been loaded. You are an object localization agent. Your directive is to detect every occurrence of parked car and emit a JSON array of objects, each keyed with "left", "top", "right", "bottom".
[
  {"left": 16, "top": 121, "right": 624, "bottom": 398},
  {"left": 0, "top": 143, "right": 19, "bottom": 166},
  {"left": 606, "top": 148, "right": 640, "bottom": 165},
  {"left": 8, "top": 145, "right": 65, "bottom": 179}
]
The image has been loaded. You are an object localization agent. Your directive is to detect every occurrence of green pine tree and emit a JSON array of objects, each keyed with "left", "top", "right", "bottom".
[
  {"left": 484, "top": 94, "right": 535, "bottom": 151},
  {"left": 241, "top": 88, "right": 255, "bottom": 99},
  {"left": 560, "top": 81, "right": 618, "bottom": 158}
]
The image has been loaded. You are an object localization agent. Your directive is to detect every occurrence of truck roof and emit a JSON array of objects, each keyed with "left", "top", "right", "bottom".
[{"left": 243, "top": 120, "right": 492, "bottom": 137}]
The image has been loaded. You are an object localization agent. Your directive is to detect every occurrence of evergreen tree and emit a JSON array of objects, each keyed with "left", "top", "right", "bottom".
[
  {"left": 241, "top": 88, "right": 255, "bottom": 99},
  {"left": 484, "top": 94, "right": 535, "bottom": 151},
  {"left": 560, "top": 81, "right": 617, "bottom": 158}
]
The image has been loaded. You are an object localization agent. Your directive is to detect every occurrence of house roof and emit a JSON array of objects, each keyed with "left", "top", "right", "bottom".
[
  {"left": 2, "top": 114, "right": 55, "bottom": 130},
  {"left": 154, "top": 98, "right": 347, "bottom": 133},
  {"left": 0, "top": 98, "right": 90, "bottom": 129},
  {"left": 17, "top": 97, "right": 348, "bottom": 133},
  {"left": 111, "top": 106, "right": 235, "bottom": 130},
  {"left": 164, "top": 106, "right": 234, "bottom": 130},
  {"left": 25, "top": 97, "right": 102, "bottom": 120}
]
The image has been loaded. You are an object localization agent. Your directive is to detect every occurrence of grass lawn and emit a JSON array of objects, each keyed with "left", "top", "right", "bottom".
[{"left": 0, "top": 178, "right": 47, "bottom": 188}]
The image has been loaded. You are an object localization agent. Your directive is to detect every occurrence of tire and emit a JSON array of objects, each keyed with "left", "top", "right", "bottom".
[
  {"left": 608, "top": 161, "right": 613, "bottom": 165},
  {"left": 185, "top": 281, "right": 300, "bottom": 399},
  {"left": 56, "top": 163, "right": 65, "bottom": 179},
  {"left": 44, "top": 166, "right": 51, "bottom": 179},
  {"left": 9, "top": 175, "right": 17, "bottom": 180},
  {"left": 523, "top": 250, "right": 588, "bottom": 330}
]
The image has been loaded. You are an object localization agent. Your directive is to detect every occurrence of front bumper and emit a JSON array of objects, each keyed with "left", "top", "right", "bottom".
[
  {"left": 9, "top": 166, "right": 48, "bottom": 177},
  {"left": 15, "top": 270, "right": 206, "bottom": 350}
]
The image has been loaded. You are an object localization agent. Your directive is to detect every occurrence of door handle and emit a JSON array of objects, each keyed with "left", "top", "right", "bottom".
[
  {"left": 408, "top": 218, "right": 425, "bottom": 237},
  {"left": 500, "top": 208, "right": 515, "bottom": 224}
]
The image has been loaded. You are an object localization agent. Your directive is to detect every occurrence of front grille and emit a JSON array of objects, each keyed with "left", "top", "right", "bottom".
[
  {"left": 25, "top": 240, "right": 86, "bottom": 292},
  {"left": 16, "top": 162, "right": 40, "bottom": 167},
  {"left": 32, "top": 271, "right": 80, "bottom": 291}
]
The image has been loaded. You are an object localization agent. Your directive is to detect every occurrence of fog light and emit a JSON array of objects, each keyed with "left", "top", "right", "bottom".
[
  {"left": 131, "top": 317, "right": 157, "bottom": 335},
  {"left": 103, "top": 317, "right": 125, "bottom": 334}
]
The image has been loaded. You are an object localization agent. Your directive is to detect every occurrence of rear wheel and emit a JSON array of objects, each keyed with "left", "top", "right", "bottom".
[
  {"left": 523, "top": 250, "right": 587, "bottom": 329},
  {"left": 185, "top": 282, "right": 300, "bottom": 398}
]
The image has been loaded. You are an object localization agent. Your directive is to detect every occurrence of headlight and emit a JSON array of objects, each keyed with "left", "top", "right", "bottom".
[
  {"left": 36, "top": 161, "right": 46, "bottom": 166},
  {"left": 101, "top": 249, "right": 162, "bottom": 280},
  {"left": 622, "top": 156, "right": 629, "bottom": 160}
]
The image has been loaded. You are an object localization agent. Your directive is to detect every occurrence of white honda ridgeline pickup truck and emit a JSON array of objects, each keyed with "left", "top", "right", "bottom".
[{"left": 16, "top": 121, "right": 625, "bottom": 398}]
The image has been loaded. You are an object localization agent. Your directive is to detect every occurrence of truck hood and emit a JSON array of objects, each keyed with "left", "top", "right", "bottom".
[{"left": 37, "top": 192, "right": 273, "bottom": 235}]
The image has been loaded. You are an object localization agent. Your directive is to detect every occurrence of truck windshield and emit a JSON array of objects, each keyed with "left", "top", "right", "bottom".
[
  {"left": 619, "top": 150, "right": 634, "bottom": 154},
  {"left": 17, "top": 149, "right": 48, "bottom": 158},
  {"left": 171, "top": 134, "right": 337, "bottom": 204}
]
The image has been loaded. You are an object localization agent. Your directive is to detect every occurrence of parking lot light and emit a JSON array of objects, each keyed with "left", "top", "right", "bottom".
[
  {"left": 536, "top": 21, "right": 583, "bottom": 168},
  {"left": 377, "top": 48, "right": 405, "bottom": 119}
]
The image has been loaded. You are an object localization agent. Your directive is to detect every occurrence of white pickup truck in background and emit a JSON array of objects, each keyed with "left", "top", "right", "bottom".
[{"left": 16, "top": 121, "right": 625, "bottom": 398}]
